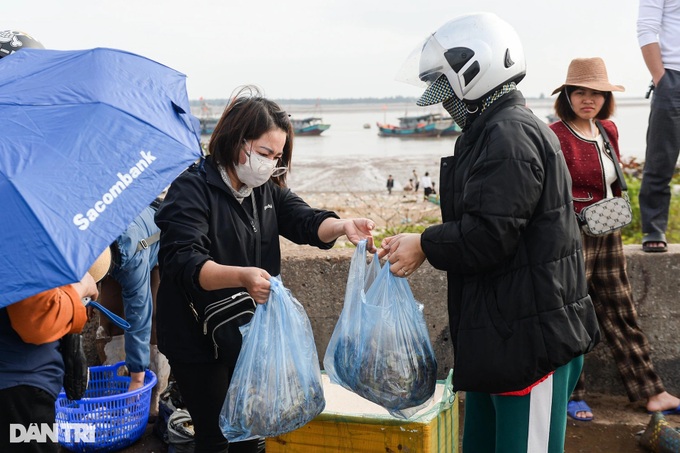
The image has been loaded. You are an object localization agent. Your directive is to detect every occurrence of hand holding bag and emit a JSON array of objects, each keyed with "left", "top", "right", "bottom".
[
  {"left": 219, "top": 276, "right": 325, "bottom": 442},
  {"left": 324, "top": 240, "right": 438, "bottom": 419},
  {"left": 323, "top": 239, "right": 380, "bottom": 388},
  {"left": 577, "top": 120, "right": 633, "bottom": 236}
]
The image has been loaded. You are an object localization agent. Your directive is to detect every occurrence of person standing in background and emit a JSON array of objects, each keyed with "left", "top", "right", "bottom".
[
  {"left": 412, "top": 169, "right": 420, "bottom": 192},
  {"left": 380, "top": 13, "right": 600, "bottom": 452},
  {"left": 386, "top": 174, "right": 394, "bottom": 194},
  {"left": 420, "top": 171, "right": 433, "bottom": 199},
  {"left": 637, "top": 0, "right": 680, "bottom": 253},
  {"left": 550, "top": 57, "right": 680, "bottom": 422}
]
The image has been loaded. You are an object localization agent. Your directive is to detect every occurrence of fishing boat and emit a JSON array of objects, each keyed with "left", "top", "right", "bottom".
[
  {"left": 199, "top": 117, "right": 219, "bottom": 135},
  {"left": 440, "top": 121, "right": 462, "bottom": 137},
  {"left": 377, "top": 113, "right": 460, "bottom": 138},
  {"left": 291, "top": 117, "right": 331, "bottom": 136},
  {"left": 196, "top": 97, "right": 219, "bottom": 135}
]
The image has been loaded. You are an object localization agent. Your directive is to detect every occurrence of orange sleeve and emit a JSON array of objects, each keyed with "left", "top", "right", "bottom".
[{"left": 6, "top": 285, "right": 88, "bottom": 345}]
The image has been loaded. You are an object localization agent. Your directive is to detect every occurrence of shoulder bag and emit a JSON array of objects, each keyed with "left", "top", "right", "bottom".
[
  {"left": 186, "top": 195, "right": 259, "bottom": 360},
  {"left": 577, "top": 120, "right": 633, "bottom": 236}
]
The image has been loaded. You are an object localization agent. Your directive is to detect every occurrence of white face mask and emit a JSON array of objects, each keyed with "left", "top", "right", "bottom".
[{"left": 235, "top": 151, "right": 278, "bottom": 188}]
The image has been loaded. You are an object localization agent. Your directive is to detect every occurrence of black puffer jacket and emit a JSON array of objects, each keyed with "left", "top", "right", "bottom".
[
  {"left": 421, "top": 91, "right": 600, "bottom": 393},
  {"left": 155, "top": 156, "right": 338, "bottom": 363}
]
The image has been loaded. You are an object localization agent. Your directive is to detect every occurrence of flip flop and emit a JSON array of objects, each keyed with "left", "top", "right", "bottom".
[
  {"left": 642, "top": 233, "right": 668, "bottom": 253},
  {"left": 567, "top": 400, "right": 594, "bottom": 422},
  {"left": 643, "top": 242, "right": 668, "bottom": 253},
  {"left": 647, "top": 404, "right": 680, "bottom": 416}
]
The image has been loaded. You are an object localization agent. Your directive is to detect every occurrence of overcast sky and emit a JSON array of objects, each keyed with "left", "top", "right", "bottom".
[{"left": 6, "top": 0, "right": 650, "bottom": 101}]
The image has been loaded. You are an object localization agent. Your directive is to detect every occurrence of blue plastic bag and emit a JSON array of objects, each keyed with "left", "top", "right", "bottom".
[
  {"left": 219, "top": 276, "right": 325, "bottom": 442},
  {"left": 323, "top": 240, "right": 437, "bottom": 418},
  {"left": 323, "top": 239, "right": 378, "bottom": 387}
]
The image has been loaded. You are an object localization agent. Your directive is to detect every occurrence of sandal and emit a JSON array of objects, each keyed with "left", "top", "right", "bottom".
[
  {"left": 567, "top": 400, "right": 594, "bottom": 422},
  {"left": 642, "top": 233, "right": 668, "bottom": 253}
]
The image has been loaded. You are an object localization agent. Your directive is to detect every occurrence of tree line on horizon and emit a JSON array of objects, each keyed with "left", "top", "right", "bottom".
[
  {"left": 191, "top": 94, "right": 649, "bottom": 107},
  {"left": 190, "top": 96, "right": 419, "bottom": 106}
]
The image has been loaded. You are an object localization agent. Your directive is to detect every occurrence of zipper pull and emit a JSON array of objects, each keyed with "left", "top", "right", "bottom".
[{"left": 189, "top": 302, "right": 199, "bottom": 322}]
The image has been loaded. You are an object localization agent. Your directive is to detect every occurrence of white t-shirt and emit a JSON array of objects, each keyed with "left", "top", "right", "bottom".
[{"left": 638, "top": 0, "right": 680, "bottom": 71}]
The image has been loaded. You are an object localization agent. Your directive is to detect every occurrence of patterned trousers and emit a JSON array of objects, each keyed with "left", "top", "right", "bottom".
[{"left": 571, "top": 231, "right": 665, "bottom": 402}]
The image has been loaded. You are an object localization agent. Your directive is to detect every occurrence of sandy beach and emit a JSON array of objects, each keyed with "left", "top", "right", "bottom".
[
  {"left": 275, "top": 153, "right": 446, "bottom": 250},
  {"left": 286, "top": 153, "right": 446, "bottom": 193},
  {"left": 281, "top": 189, "right": 441, "bottom": 251},
  {"left": 294, "top": 190, "right": 440, "bottom": 227}
]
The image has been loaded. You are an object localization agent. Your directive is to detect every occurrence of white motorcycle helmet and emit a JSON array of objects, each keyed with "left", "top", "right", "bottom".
[
  {"left": 0, "top": 30, "right": 44, "bottom": 59},
  {"left": 398, "top": 12, "right": 526, "bottom": 106}
]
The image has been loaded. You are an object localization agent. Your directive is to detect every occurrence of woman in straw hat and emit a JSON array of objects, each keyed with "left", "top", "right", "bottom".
[{"left": 550, "top": 57, "right": 680, "bottom": 421}]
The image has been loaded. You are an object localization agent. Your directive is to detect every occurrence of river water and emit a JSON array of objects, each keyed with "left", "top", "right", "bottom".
[{"left": 199, "top": 98, "right": 654, "bottom": 192}]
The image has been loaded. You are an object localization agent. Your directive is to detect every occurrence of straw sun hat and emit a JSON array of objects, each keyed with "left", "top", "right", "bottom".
[
  {"left": 551, "top": 57, "right": 625, "bottom": 95},
  {"left": 87, "top": 246, "right": 112, "bottom": 282}
]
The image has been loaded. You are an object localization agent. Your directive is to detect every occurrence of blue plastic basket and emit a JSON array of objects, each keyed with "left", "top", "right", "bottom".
[{"left": 55, "top": 361, "right": 157, "bottom": 452}]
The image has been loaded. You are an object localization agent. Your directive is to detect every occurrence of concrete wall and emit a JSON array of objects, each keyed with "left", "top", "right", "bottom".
[
  {"left": 83, "top": 244, "right": 680, "bottom": 398},
  {"left": 278, "top": 244, "right": 680, "bottom": 397},
  {"left": 584, "top": 244, "right": 680, "bottom": 397}
]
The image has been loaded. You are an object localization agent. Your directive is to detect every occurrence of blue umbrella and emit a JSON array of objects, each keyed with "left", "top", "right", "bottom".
[{"left": 0, "top": 47, "right": 203, "bottom": 307}]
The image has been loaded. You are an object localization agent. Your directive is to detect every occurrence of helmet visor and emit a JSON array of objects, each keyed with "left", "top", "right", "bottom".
[
  {"left": 396, "top": 34, "right": 449, "bottom": 84},
  {"left": 396, "top": 35, "right": 430, "bottom": 88},
  {"left": 396, "top": 34, "right": 454, "bottom": 106}
]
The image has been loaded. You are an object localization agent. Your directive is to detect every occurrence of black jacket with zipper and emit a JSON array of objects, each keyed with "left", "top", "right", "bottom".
[
  {"left": 421, "top": 91, "right": 601, "bottom": 393},
  {"left": 155, "top": 156, "right": 338, "bottom": 363}
]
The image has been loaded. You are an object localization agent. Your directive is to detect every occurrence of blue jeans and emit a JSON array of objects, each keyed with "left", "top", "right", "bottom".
[
  {"left": 109, "top": 206, "right": 159, "bottom": 373},
  {"left": 639, "top": 69, "right": 680, "bottom": 239}
]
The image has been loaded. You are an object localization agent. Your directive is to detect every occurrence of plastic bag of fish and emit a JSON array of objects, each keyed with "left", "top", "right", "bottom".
[
  {"left": 324, "top": 240, "right": 437, "bottom": 419},
  {"left": 219, "top": 276, "right": 325, "bottom": 442}
]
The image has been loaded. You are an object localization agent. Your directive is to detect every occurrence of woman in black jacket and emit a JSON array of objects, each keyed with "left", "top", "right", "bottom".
[
  {"left": 155, "top": 86, "right": 375, "bottom": 453},
  {"left": 380, "top": 13, "right": 600, "bottom": 452}
]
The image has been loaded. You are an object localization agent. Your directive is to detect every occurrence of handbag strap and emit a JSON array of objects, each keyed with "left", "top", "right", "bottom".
[
  {"left": 594, "top": 120, "right": 627, "bottom": 192},
  {"left": 186, "top": 195, "right": 261, "bottom": 324},
  {"left": 135, "top": 231, "right": 161, "bottom": 252}
]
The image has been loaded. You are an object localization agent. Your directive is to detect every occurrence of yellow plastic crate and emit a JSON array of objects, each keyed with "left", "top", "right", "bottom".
[{"left": 266, "top": 369, "right": 458, "bottom": 453}]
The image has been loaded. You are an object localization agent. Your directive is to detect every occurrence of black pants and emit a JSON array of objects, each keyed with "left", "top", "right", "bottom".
[
  {"left": 640, "top": 68, "right": 680, "bottom": 237},
  {"left": 170, "top": 361, "right": 260, "bottom": 453},
  {"left": 0, "top": 385, "right": 58, "bottom": 453}
]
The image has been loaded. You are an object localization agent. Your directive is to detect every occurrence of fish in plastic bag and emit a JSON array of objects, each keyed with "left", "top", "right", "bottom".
[
  {"left": 219, "top": 276, "right": 325, "bottom": 442},
  {"left": 324, "top": 240, "right": 437, "bottom": 418},
  {"left": 324, "top": 239, "right": 380, "bottom": 388}
]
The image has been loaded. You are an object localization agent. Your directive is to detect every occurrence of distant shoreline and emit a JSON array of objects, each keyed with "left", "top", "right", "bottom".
[{"left": 193, "top": 96, "right": 652, "bottom": 116}]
